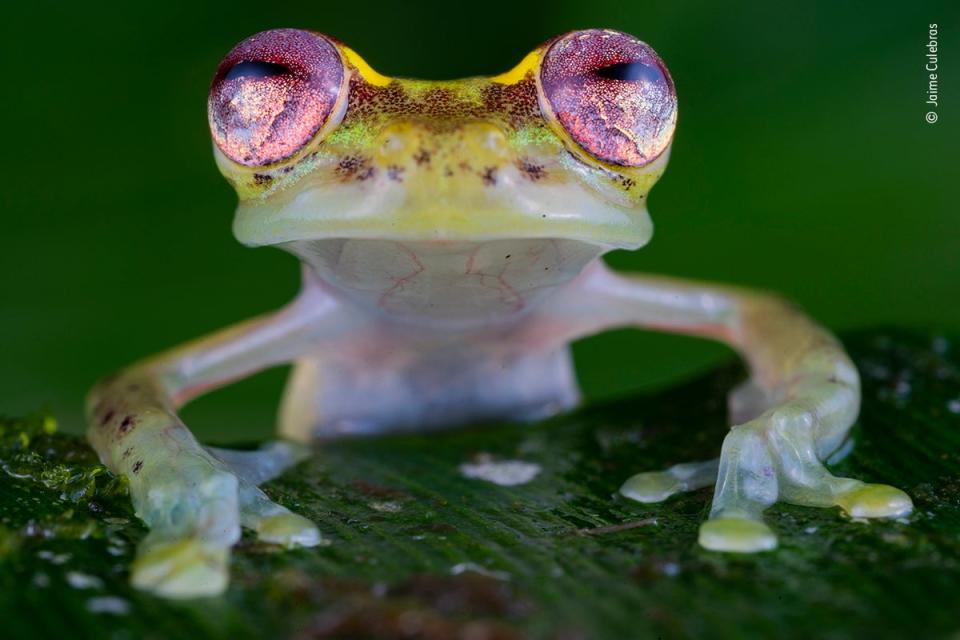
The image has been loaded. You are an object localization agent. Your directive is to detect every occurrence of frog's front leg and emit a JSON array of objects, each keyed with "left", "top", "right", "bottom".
[
  {"left": 86, "top": 281, "right": 344, "bottom": 597},
  {"left": 552, "top": 264, "right": 913, "bottom": 552}
]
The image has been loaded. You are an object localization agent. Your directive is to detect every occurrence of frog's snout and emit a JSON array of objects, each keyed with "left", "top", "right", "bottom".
[{"left": 373, "top": 120, "right": 512, "bottom": 185}]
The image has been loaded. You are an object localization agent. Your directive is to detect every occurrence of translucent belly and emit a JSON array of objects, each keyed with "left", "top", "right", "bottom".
[{"left": 279, "top": 340, "right": 580, "bottom": 439}]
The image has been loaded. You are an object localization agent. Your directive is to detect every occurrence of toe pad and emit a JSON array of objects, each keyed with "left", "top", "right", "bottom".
[
  {"left": 620, "top": 472, "right": 678, "bottom": 503},
  {"left": 835, "top": 484, "right": 913, "bottom": 519},
  {"left": 698, "top": 518, "right": 778, "bottom": 553}
]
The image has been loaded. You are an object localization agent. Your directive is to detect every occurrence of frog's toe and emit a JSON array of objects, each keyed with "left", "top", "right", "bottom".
[
  {"left": 131, "top": 538, "right": 229, "bottom": 599},
  {"left": 835, "top": 483, "right": 913, "bottom": 519},
  {"left": 255, "top": 512, "right": 322, "bottom": 547},
  {"left": 238, "top": 483, "right": 323, "bottom": 548},
  {"left": 698, "top": 517, "right": 778, "bottom": 553},
  {"left": 620, "top": 458, "right": 719, "bottom": 503},
  {"left": 620, "top": 471, "right": 680, "bottom": 503}
]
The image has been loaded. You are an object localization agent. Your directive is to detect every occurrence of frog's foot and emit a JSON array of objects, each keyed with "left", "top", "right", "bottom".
[
  {"left": 696, "top": 403, "right": 913, "bottom": 554},
  {"left": 129, "top": 454, "right": 241, "bottom": 598},
  {"left": 620, "top": 458, "right": 719, "bottom": 503},
  {"left": 130, "top": 443, "right": 320, "bottom": 597}
]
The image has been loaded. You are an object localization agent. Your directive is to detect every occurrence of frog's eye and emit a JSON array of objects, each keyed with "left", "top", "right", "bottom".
[
  {"left": 538, "top": 29, "right": 677, "bottom": 167},
  {"left": 208, "top": 29, "right": 345, "bottom": 167}
]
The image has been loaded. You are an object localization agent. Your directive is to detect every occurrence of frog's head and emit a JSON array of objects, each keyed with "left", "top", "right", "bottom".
[{"left": 209, "top": 28, "right": 677, "bottom": 252}]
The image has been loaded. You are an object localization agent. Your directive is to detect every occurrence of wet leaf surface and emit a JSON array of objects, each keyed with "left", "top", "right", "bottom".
[{"left": 1, "top": 329, "right": 958, "bottom": 639}]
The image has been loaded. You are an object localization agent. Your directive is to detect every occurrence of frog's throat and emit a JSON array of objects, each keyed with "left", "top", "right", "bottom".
[{"left": 231, "top": 190, "right": 654, "bottom": 251}]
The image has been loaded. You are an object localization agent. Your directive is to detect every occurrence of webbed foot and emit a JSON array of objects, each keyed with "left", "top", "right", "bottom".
[
  {"left": 620, "top": 405, "right": 913, "bottom": 554},
  {"left": 129, "top": 442, "right": 320, "bottom": 597}
]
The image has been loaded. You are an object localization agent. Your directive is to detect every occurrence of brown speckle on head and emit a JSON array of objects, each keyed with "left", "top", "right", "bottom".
[
  {"left": 413, "top": 148, "right": 431, "bottom": 165},
  {"left": 253, "top": 173, "right": 273, "bottom": 186},
  {"left": 100, "top": 410, "right": 115, "bottom": 427},
  {"left": 386, "top": 165, "right": 405, "bottom": 182},
  {"left": 481, "top": 166, "right": 498, "bottom": 186},
  {"left": 517, "top": 159, "right": 546, "bottom": 181},
  {"left": 336, "top": 155, "right": 368, "bottom": 179},
  {"left": 132, "top": 460, "right": 143, "bottom": 474},
  {"left": 122, "top": 447, "right": 133, "bottom": 460}
]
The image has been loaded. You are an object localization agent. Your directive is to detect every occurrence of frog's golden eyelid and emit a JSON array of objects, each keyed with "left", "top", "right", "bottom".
[
  {"left": 490, "top": 50, "right": 542, "bottom": 85},
  {"left": 341, "top": 47, "right": 392, "bottom": 87},
  {"left": 341, "top": 45, "right": 540, "bottom": 87}
]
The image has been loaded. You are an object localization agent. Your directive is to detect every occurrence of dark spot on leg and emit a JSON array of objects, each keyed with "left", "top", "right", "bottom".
[
  {"left": 132, "top": 460, "right": 143, "bottom": 474},
  {"left": 118, "top": 415, "right": 137, "bottom": 435},
  {"left": 253, "top": 173, "right": 273, "bottom": 186},
  {"left": 504, "top": 254, "right": 511, "bottom": 260},
  {"left": 357, "top": 166, "right": 376, "bottom": 181},
  {"left": 481, "top": 166, "right": 498, "bottom": 186},
  {"left": 100, "top": 410, "right": 115, "bottom": 427},
  {"left": 122, "top": 447, "right": 133, "bottom": 460}
]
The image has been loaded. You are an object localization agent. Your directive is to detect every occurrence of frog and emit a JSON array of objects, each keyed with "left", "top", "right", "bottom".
[{"left": 86, "top": 27, "right": 913, "bottom": 598}]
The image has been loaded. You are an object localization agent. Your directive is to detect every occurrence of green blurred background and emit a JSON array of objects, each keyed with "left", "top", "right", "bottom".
[{"left": 1, "top": 1, "right": 956, "bottom": 441}]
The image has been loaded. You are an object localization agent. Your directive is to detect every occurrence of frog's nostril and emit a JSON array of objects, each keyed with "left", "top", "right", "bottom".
[
  {"left": 456, "top": 124, "right": 509, "bottom": 159},
  {"left": 380, "top": 133, "right": 405, "bottom": 154},
  {"left": 483, "top": 129, "right": 508, "bottom": 153}
]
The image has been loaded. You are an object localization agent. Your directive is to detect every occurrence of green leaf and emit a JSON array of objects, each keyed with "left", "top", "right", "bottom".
[{"left": 1, "top": 329, "right": 958, "bottom": 639}]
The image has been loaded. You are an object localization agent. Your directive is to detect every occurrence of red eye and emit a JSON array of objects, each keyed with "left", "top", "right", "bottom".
[
  {"left": 539, "top": 29, "right": 677, "bottom": 167},
  {"left": 208, "top": 29, "right": 344, "bottom": 167}
]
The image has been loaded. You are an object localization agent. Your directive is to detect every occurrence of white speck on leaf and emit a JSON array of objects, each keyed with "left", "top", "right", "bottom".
[
  {"left": 66, "top": 571, "right": 103, "bottom": 590},
  {"left": 459, "top": 455, "right": 541, "bottom": 486},
  {"left": 369, "top": 501, "right": 403, "bottom": 513},
  {"left": 86, "top": 596, "right": 130, "bottom": 615},
  {"left": 450, "top": 562, "right": 511, "bottom": 581},
  {"left": 947, "top": 399, "right": 960, "bottom": 414},
  {"left": 37, "top": 550, "right": 70, "bottom": 565}
]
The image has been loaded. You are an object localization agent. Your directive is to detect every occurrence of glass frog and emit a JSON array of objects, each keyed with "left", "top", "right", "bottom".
[{"left": 86, "top": 28, "right": 913, "bottom": 598}]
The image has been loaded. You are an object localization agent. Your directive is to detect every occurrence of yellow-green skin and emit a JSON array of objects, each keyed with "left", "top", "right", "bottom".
[
  {"left": 219, "top": 46, "right": 665, "bottom": 251},
  {"left": 86, "top": 33, "right": 913, "bottom": 599}
]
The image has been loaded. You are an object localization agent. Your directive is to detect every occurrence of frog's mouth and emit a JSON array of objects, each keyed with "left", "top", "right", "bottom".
[{"left": 231, "top": 164, "right": 654, "bottom": 251}]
